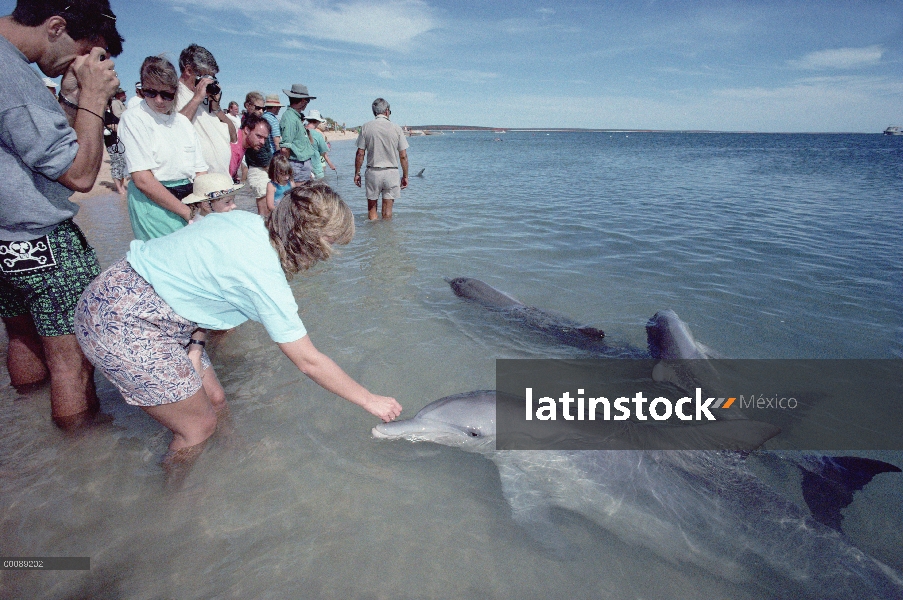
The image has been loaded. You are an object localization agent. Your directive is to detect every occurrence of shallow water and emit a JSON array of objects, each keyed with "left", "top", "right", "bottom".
[{"left": 1, "top": 133, "right": 902, "bottom": 598}]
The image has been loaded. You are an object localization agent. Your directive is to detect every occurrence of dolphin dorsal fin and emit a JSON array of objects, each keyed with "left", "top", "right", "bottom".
[{"left": 801, "top": 456, "right": 901, "bottom": 531}]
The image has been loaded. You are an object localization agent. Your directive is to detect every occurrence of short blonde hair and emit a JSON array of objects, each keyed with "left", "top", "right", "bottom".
[
  {"left": 266, "top": 181, "right": 354, "bottom": 277},
  {"left": 140, "top": 55, "right": 178, "bottom": 93}
]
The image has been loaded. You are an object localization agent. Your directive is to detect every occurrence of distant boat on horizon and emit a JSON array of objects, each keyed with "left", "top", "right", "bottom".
[{"left": 884, "top": 126, "right": 902, "bottom": 135}]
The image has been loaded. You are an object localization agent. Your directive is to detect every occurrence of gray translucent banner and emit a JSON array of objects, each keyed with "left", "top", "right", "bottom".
[
  {"left": 496, "top": 359, "right": 903, "bottom": 450},
  {"left": 1, "top": 557, "right": 90, "bottom": 570}
]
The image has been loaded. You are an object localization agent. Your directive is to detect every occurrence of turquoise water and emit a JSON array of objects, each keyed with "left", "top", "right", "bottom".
[{"left": 1, "top": 132, "right": 901, "bottom": 598}]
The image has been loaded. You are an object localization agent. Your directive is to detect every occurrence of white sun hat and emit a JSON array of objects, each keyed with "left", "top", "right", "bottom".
[{"left": 182, "top": 173, "right": 245, "bottom": 204}]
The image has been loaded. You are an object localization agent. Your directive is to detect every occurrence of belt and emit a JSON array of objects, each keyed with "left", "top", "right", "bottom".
[
  {"left": 289, "top": 158, "right": 312, "bottom": 163},
  {"left": 366, "top": 166, "right": 398, "bottom": 170}
]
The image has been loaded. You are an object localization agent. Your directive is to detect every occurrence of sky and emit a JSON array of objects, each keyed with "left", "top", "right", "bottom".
[{"left": 7, "top": 0, "right": 903, "bottom": 132}]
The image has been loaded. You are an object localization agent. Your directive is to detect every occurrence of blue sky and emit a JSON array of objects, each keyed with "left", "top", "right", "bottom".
[{"left": 8, "top": 0, "right": 903, "bottom": 132}]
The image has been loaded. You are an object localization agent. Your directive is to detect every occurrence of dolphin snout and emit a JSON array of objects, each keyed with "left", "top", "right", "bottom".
[
  {"left": 371, "top": 425, "right": 392, "bottom": 438},
  {"left": 372, "top": 419, "right": 429, "bottom": 440}
]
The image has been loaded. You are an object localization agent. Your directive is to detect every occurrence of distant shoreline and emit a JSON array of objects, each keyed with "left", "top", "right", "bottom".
[{"left": 403, "top": 126, "right": 884, "bottom": 135}]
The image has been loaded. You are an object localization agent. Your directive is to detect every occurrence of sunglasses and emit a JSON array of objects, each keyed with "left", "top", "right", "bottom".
[
  {"left": 252, "top": 105, "right": 265, "bottom": 110},
  {"left": 143, "top": 89, "right": 175, "bottom": 101}
]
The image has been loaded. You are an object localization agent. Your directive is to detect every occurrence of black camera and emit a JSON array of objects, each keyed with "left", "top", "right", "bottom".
[{"left": 195, "top": 75, "right": 220, "bottom": 96}]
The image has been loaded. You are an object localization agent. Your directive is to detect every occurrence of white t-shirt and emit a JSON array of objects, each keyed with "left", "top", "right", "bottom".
[
  {"left": 125, "top": 95, "right": 142, "bottom": 110},
  {"left": 176, "top": 81, "right": 231, "bottom": 175},
  {"left": 118, "top": 101, "right": 208, "bottom": 181}
]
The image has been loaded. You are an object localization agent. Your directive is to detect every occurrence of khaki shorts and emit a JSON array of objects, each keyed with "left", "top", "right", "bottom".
[
  {"left": 247, "top": 166, "right": 269, "bottom": 198},
  {"left": 365, "top": 167, "right": 400, "bottom": 201},
  {"left": 248, "top": 167, "right": 270, "bottom": 198}
]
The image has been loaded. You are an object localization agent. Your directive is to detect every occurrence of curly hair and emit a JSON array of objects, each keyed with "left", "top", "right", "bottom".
[
  {"left": 178, "top": 43, "right": 218, "bottom": 75},
  {"left": 266, "top": 181, "right": 354, "bottom": 278}
]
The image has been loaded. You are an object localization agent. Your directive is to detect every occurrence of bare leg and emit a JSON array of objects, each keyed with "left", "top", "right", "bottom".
[
  {"left": 41, "top": 334, "right": 99, "bottom": 427},
  {"left": 2, "top": 315, "right": 48, "bottom": 387},
  {"left": 368, "top": 199, "right": 379, "bottom": 220},
  {"left": 141, "top": 384, "right": 218, "bottom": 452},
  {"left": 382, "top": 198, "right": 394, "bottom": 219},
  {"left": 255, "top": 196, "right": 269, "bottom": 217},
  {"left": 142, "top": 385, "right": 218, "bottom": 488},
  {"left": 114, "top": 178, "right": 127, "bottom": 197}
]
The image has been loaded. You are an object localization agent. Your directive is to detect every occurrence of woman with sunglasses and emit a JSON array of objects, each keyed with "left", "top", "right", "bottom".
[{"left": 118, "top": 56, "right": 207, "bottom": 240}]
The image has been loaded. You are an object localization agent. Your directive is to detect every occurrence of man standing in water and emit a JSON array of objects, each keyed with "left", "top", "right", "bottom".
[
  {"left": 279, "top": 83, "right": 318, "bottom": 183},
  {"left": 0, "top": 0, "right": 123, "bottom": 427},
  {"left": 354, "top": 98, "right": 409, "bottom": 220}
]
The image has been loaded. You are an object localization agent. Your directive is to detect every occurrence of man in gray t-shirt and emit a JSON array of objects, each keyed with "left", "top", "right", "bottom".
[
  {"left": 354, "top": 98, "right": 409, "bottom": 220},
  {"left": 0, "top": 1, "right": 122, "bottom": 428}
]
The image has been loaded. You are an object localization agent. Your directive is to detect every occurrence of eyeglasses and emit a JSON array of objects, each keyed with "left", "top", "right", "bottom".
[
  {"left": 142, "top": 89, "right": 175, "bottom": 101},
  {"left": 252, "top": 105, "right": 265, "bottom": 110}
]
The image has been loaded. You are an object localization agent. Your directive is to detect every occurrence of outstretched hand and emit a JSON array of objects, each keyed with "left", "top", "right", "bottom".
[{"left": 362, "top": 394, "right": 402, "bottom": 422}]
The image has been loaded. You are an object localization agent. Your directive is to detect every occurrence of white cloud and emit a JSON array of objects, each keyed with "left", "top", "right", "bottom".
[
  {"left": 788, "top": 46, "right": 884, "bottom": 70},
  {"left": 167, "top": 0, "right": 438, "bottom": 50}
]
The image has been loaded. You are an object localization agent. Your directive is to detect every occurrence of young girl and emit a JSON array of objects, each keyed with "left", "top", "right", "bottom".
[
  {"left": 264, "top": 154, "right": 295, "bottom": 217},
  {"left": 183, "top": 173, "right": 241, "bottom": 224}
]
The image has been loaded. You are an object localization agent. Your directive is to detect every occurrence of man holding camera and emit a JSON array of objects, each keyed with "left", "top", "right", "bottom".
[
  {"left": 176, "top": 43, "right": 235, "bottom": 176},
  {"left": 0, "top": 0, "right": 123, "bottom": 427}
]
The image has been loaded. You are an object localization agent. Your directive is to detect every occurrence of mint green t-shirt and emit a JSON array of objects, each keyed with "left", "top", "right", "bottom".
[
  {"left": 127, "top": 210, "right": 307, "bottom": 343},
  {"left": 309, "top": 128, "right": 329, "bottom": 178}
]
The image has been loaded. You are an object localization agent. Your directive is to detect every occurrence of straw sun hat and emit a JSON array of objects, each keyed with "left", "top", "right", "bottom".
[{"left": 182, "top": 173, "right": 244, "bottom": 205}]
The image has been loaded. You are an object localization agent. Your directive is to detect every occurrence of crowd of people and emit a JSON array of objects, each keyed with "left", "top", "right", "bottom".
[{"left": 0, "top": 0, "right": 402, "bottom": 476}]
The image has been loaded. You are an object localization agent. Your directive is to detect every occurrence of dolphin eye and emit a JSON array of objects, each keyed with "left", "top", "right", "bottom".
[{"left": 467, "top": 429, "right": 480, "bottom": 437}]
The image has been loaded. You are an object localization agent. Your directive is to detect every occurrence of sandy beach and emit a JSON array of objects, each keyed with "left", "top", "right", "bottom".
[{"left": 71, "top": 129, "right": 358, "bottom": 202}]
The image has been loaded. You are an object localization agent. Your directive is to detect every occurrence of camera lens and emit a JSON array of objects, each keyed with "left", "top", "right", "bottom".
[{"left": 207, "top": 83, "right": 220, "bottom": 96}]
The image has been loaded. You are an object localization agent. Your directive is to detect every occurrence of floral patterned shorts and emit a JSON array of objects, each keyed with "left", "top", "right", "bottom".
[{"left": 74, "top": 259, "right": 211, "bottom": 407}]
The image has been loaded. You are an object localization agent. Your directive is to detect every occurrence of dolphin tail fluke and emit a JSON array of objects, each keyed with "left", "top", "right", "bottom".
[{"left": 801, "top": 456, "right": 901, "bottom": 531}]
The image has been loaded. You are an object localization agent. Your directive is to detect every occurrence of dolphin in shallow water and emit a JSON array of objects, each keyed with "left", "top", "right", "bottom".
[
  {"left": 373, "top": 391, "right": 903, "bottom": 599},
  {"left": 445, "top": 277, "right": 606, "bottom": 350}
]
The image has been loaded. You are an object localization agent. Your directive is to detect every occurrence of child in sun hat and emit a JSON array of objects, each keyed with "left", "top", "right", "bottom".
[{"left": 182, "top": 173, "right": 243, "bottom": 223}]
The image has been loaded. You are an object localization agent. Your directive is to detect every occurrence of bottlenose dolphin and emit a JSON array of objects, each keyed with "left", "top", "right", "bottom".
[
  {"left": 373, "top": 391, "right": 903, "bottom": 599},
  {"left": 647, "top": 308, "right": 709, "bottom": 360},
  {"left": 445, "top": 277, "right": 605, "bottom": 350}
]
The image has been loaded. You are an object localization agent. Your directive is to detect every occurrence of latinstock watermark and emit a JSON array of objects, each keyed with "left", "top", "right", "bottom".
[{"left": 496, "top": 359, "right": 903, "bottom": 451}]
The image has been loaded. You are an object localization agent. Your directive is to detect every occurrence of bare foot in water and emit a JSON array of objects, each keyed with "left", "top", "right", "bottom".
[{"left": 162, "top": 441, "right": 208, "bottom": 492}]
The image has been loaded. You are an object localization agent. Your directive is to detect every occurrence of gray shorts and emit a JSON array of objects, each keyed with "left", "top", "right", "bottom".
[
  {"left": 290, "top": 159, "right": 312, "bottom": 183},
  {"left": 365, "top": 167, "right": 400, "bottom": 201}
]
